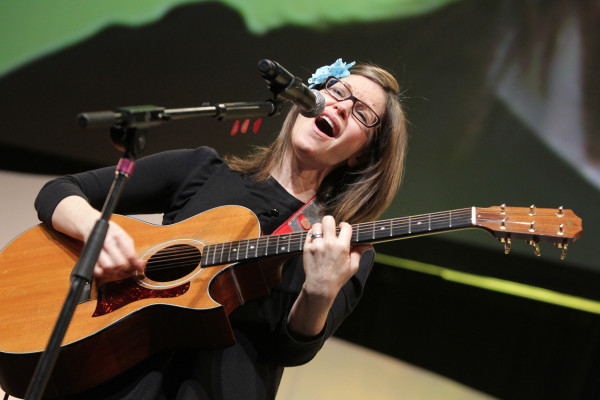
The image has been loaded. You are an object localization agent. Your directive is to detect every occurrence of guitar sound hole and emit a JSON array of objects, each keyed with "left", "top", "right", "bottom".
[{"left": 145, "top": 244, "right": 202, "bottom": 282}]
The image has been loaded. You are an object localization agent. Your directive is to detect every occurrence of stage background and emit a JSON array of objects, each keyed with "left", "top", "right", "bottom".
[{"left": 1, "top": 0, "right": 598, "bottom": 399}]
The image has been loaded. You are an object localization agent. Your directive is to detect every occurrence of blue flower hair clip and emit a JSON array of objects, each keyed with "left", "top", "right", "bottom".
[{"left": 308, "top": 58, "right": 356, "bottom": 88}]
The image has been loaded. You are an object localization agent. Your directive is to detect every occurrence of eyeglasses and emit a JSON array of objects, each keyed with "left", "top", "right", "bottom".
[{"left": 323, "top": 76, "right": 381, "bottom": 128}]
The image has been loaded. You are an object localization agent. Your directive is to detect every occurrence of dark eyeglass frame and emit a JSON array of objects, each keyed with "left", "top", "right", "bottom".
[{"left": 323, "top": 76, "right": 381, "bottom": 128}]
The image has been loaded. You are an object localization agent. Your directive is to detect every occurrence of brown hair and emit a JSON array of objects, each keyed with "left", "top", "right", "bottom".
[{"left": 226, "top": 62, "right": 408, "bottom": 224}]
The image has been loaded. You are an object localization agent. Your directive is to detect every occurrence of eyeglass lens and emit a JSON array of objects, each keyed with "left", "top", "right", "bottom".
[{"left": 325, "top": 77, "right": 380, "bottom": 127}]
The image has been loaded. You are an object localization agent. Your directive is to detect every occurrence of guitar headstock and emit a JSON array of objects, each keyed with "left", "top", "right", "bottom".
[{"left": 474, "top": 205, "right": 583, "bottom": 260}]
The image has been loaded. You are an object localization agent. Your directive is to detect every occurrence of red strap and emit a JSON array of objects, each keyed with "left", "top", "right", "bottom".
[{"left": 272, "top": 197, "right": 320, "bottom": 235}]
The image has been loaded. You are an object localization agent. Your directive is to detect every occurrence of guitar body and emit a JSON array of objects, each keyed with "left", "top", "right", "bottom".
[{"left": 0, "top": 206, "right": 284, "bottom": 399}]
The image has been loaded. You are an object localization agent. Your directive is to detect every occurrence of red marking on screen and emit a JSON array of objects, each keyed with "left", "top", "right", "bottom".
[
  {"left": 253, "top": 119, "right": 262, "bottom": 133},
  {"left": 241, "top": 119, "right": 250, "bottom": 134},
  {"left": 230, "top": 120, "right": 240, "bottom": 136}
]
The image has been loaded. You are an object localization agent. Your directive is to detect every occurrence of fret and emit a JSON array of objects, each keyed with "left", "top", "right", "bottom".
[
  {"left": 408, "top": 216, "right": 412, "bottom": 234},
  {"left": 381, "top": 221, "right": 389, "bottom": 239},
  {"left": 238, "top": 239, "right": 248, "bottom": 260},
  {"left": 254, "top": 238, "right": 262, "bottom": 258},
  {"left": 226, "top": 241, "right": 232, "bottom": 263},
  {"left": 372, "top": 221, "right": 384, "bottom": 240},
  {"left": 370, "top": 222, "right": 377, "bottom": 239},
  {"left": 243, "top": 239, "right": 249, "bottom": 260},
  {"left": 449, "top": 210, "right": 452, "bottom": 228},
  {"left": 418, "top": 215, "right": 430, "bottom": 233},
  {"left": 230, "top": 241, "right": 237, "bottom": 261},
  {"left": 373, "top": 222, "right": 385, "bottom": 240},
  {"left": 231, "top": 242, "right": 239, "bottom": 261},
  {"left": 247, "top": 239, "right": 257, "bottom": 259},
  {"left": 203, "top": 245, "right": 211, "bottom": 266},
  {"left": 211, "top": 243, "right": 217, "bottom": 266},
  {"left": 392, "top": 218, "right": 405, "bottom": 237},
  {"left": 264, "top": 236, "right": 270, "bottom": 256},
  {"left": 219, "top": 242, "right": 225, "bottom": 264},
  {"left": 218, "top": 242, "right": 225, "bottom": 264}
]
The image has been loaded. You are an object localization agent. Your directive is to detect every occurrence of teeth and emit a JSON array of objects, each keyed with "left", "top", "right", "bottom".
[
  {"left": 316, "top": 115, "right": 336, "bottom": 137},
  {"left": 321, "top": 116, "right": 334, "bottom": 129}
]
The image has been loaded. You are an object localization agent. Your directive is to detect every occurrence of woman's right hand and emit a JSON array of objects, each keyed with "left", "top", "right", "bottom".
[
  {"left": 51, "top": 196, "right": 146, "bottom": 280},
  {"left": 92, "top": 220, "right": 146, "bottom": 280}
]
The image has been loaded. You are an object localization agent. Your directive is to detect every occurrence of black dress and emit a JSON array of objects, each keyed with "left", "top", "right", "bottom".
[{"left": 35, "top": 146, "right": 374, "bottom": 400}]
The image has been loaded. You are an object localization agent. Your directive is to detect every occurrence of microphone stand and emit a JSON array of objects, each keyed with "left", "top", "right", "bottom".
[{"left": 24, "top": 97, "right": 283, "bottom": 400}]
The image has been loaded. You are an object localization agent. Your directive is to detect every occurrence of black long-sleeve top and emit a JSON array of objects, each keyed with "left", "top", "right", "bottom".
[{"left": 35, "top": 146, "right": 374, "bottom": 400}]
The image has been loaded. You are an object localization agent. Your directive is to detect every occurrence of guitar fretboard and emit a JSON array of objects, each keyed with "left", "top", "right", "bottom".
[{"left": 201, "top": 208, "right": 474, "bottom": 267}]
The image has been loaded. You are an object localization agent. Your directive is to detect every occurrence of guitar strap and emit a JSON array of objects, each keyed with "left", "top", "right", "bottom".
[{"left": 271, "top": 196, "right": 321, "bottom": 235}]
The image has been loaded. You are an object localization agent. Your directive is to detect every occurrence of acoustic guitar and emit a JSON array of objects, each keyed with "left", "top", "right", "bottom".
[{"left": 0, "top": 205, "right": 582, "bottom": 398}]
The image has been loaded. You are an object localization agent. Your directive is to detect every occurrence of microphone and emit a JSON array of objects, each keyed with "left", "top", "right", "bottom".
[{"left": 258, "top": 59, "right": 325, "bottom": 118}]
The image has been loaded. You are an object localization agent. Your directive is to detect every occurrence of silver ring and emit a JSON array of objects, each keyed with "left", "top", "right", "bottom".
[{"left": 309, "top": 232, "right": 323, "bottom": 239}]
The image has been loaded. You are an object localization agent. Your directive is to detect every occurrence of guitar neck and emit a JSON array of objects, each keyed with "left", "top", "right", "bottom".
[{"left": 201, "top": 208, "right": 474, "bottom": 267}]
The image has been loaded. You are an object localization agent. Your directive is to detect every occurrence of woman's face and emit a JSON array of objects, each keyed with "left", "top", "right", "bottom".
[{"left": 289, "top": 74, "right": 386, "bottom": 173}]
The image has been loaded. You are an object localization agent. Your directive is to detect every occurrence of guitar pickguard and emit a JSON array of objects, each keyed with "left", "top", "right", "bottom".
[{"left": 93, "top": 279, "right": 190, "bottom": 317}]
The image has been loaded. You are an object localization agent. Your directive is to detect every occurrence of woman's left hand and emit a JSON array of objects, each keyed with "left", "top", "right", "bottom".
[
  {"left": 302, "top": 215, "right": 366, "bottom": 299},
  {"left": 287, "top": 215, "right": 371, "bottom": 338}
]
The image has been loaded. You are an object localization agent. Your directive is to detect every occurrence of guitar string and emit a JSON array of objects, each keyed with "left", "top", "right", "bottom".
[
  {"left": 142, "top": 209, "right": 474, "bottom": 272},
  {"left": 146, "top": 204, "right": 553, "bottom": 267},
  {"left": 145, "top": 208, "right": 560, "bottom": 273},
  {"left": 147, "top": 210, "right": 473, "bottom": 263},
  {"left": 146, "top": 208, "right": 474, "bottom": 264},
  {"left": 150, "top": 209, "right": 473, "bottom": 259}
]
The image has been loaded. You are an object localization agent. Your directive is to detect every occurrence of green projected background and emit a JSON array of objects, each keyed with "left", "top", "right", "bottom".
[{"left": 0, "top": 0, "right": 459, "bottom": 77}]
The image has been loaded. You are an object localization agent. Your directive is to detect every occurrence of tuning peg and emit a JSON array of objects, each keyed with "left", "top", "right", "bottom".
[
  {"left": 528, "top": 240, "right": 541, "bottom": 256},
  {"left": 556, "top": 242, "right": 568, "bottom": 260},
  {"left": 500, "top": 237, "right": 511, "bottom": 254},
  {"left": 529, "top": 205, "right": 536, "bottom": 216},
  {"left": 557, "top": 206, "right": 564, "bottom": 217}
]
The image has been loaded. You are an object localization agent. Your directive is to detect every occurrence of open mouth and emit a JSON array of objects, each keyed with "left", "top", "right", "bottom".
[{"left": 315, "top": 116, "right": 335, "bottom": 137}]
